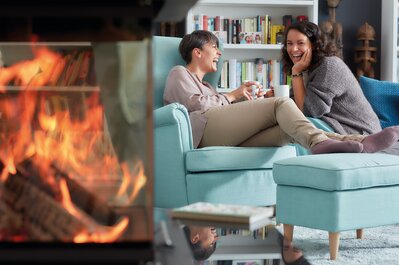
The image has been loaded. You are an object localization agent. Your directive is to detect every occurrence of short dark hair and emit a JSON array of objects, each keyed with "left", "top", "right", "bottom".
[
  {"left": 179, "top": 30, "right": 219, "bottom": 64},
  {"left": 281, "top": 21, "right": 331, "bottom": 75},
  {"left": 182, "top": 225, "right": 217, "bottom": 261}
]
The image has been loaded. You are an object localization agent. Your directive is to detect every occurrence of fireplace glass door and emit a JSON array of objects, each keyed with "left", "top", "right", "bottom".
[{"left": 0, "top": 39, "right": 153, "bottom": 262}]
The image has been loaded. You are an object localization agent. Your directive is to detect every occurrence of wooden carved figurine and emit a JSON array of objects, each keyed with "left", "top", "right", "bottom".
[
  {"left": 354, "top": 22, "right": 377, "bottom": 79},
  {"left": 320, "top": 0, "right": 343, "bottom": 59}
]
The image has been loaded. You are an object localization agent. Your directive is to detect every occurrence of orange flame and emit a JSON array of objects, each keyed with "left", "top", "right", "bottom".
[
  {"left": 59, "top": 178, "right": 129, "bottom": 243},
  {"left": 116, "top": 161, "right": 147, "bottom": 204},
  {"left": 0, "top": 44, "right": 147, "bottom": 242},
  {"left": 0, "top": 47, "right": 62, "bottom": 91}
]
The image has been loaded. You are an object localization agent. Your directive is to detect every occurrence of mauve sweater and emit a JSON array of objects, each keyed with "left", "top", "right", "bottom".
[
  {"left": 163, "top": 65, "right": 231, "bottom": 147},
  {"left": 303, "top": 56, "right": 381, "bottom": 135}
]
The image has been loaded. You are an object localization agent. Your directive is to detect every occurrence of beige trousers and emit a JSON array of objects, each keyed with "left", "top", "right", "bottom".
[{"left": 199, "top": 97, "right": 366, "bottom": 149}]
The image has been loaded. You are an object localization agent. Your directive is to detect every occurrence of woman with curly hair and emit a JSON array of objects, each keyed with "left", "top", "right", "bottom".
[{"left": 281, "top": 21, "right": 381, "bottom": 136}]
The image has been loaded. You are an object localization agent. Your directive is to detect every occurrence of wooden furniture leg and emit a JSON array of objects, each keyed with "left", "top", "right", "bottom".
[
  {"left": 283, "top": 224, "right": 294, "bottom": 242},
  {"left": 329, "top": 232, "right": 340, "bottom": 260},
  {"left": 356, "top": 228, "right": 363, "bottom": 239}
]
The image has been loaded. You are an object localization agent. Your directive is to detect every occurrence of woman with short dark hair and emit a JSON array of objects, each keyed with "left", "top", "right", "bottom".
[{"left": 182, "top": 225, "right": 218, "bottom": 262}]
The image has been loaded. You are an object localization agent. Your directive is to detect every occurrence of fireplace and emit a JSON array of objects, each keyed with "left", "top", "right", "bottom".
[{"left": 0, "top": 0, "right": 195, "bottom": 263}]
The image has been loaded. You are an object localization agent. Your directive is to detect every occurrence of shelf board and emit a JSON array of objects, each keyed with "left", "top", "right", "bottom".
[
  {"left": 2, "top": 86, "right": 100, "bottom": 92},
  {"left": 0, "top": 42, "right": 92, "bottom": 46},
  {"left": 223, "top": 44, "right": 282, "bottom": 50},
  {"left": 196, "top": 0, "right": 314, "bottom": 7}
]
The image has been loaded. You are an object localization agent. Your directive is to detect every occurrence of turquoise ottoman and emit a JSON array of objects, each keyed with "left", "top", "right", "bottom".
[{"left": 273, "top": 153, "right": 399, "bottom": 260}]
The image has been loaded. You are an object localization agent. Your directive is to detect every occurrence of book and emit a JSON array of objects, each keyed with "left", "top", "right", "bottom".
[
  {"left": 171, "top": 202, "right": 274, "bottom": 230},
  {"left": 228, "top": 58, "right": 237, "bottom": 89}
]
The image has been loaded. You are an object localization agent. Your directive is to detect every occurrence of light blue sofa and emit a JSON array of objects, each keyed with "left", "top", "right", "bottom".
[{"left": 152, "top": 36, "right": 297, "bottom": 208}]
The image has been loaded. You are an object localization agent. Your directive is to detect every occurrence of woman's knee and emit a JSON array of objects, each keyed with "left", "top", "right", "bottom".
[{"left": 274, "top": 97, "right": 295, "bottom": 108}]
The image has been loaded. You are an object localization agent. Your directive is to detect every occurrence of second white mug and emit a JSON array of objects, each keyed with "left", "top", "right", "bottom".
[{"left": 274, "top": 85, "right": 290, "bottom": 97}]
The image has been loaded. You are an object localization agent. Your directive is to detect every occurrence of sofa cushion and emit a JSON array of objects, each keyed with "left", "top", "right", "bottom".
[
  {"left": 359, "top": 75, "right": 399, "bottom": 128},
  {"left": 186, "top": 145, "right": 296, "bottom": 172},
  {"left": 273, "top": 153, "right": 399, "bottom": 191}
]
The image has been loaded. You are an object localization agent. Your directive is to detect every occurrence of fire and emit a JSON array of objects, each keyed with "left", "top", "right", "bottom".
[
  {"left": 116, "top": 161, "right": 147, "bottom": 204},
  {"left": 0, "top": 44, "right": 147, "bottom": 243},
  {"left": 0, "top": 47, "right": 62, "bottom": 91},
  {"left": 59, "top": 178, "right": 129, "bottom": 243}
]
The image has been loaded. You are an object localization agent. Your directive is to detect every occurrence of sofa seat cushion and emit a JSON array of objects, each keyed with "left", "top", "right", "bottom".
[
  {"left": 186, "top": 145, "right": 296, "bottom": 173},
  {"left": 273, "top": 153, "right": 399, "bottom": 191}
]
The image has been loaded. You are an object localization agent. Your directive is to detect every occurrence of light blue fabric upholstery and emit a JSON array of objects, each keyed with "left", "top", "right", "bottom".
[
  {"left": 274, "top": 153, "right": 399, "bottom": 232},
  {"left": 186, "top": 146, "right": 296, "bottom": 172},
  {"left": 360, "top": 75, "right": 399, "bottom": 128},
  {"left": 273, "top": 153, "right": 399, "bottom": 191},
  {"left": 152, "top": 36, "right": 297, "bottom": 208},
  {"left": 272, "top": 76, "right": 399, "bottom": 259},
  {"left": 275, "top": 184, "right": 399, "bottom": 232},
  {"left": 187, "top": 170, "right": 277, "bottom": 205},
  {"left": 273, "top": 152, "right": 399, "bottom": 249}
]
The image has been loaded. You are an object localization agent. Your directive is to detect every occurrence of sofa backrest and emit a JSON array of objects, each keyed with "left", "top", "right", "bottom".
[
  {"left": 152, "top": 36, "right": 224, "bottom": 109},
  {"left": 152, "top": 36, "right": 185, "bottom": 109}
]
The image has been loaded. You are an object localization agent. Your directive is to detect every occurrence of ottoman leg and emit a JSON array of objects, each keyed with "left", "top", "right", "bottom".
[
  {"left": 329, "top": 232, "right": 340, "bottom": 260},
  {"left": 356, "top": 229, "right": 363, "bottom": 239},
  {"left": 283, "top": 224, "right": 294, "bottom": 241}
]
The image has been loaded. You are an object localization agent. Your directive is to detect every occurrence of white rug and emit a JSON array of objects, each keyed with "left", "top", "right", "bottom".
[{"left": 278, "top": 224, "right": 399, "bottom": 265}]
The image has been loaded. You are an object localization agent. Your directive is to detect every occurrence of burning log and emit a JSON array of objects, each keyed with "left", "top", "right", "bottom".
[
  {"left": 58, "top": 172, "right": 119, "bottom": 226},
  {"left": 0, "top": 159, "right": 127, "bottom": 241},
  {"left": 3, "top": 172, "right": 86, "bottom": 241},
  {"left": 16, "top": 159, "right": 120, "bottom": 226}
]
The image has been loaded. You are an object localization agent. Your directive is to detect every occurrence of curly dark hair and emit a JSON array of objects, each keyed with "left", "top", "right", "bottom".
[
  {"left": 281, "top": 21, "right": 335, "bottom": 75},
  {"left": 179, "top": 30, "right": 219, "bottom": 64}
]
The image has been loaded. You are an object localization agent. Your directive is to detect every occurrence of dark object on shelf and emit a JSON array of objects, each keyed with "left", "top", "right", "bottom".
[
  {"left": 354, "top": 22, "right": 377, "bottom": 79},
  {"left": 296, "top": 15, "right": 308, "bottom": 22},
  {"left": 319, "top": 0, "right": 343, "bottom": 59}
]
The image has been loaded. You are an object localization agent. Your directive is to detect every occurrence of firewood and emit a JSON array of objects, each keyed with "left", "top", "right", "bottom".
[
  {"left": 16, "top": 159, "right": 120, "bottom": 226},
  {"left": 3, "top": 173, "right": 86, "bottom": 241}
]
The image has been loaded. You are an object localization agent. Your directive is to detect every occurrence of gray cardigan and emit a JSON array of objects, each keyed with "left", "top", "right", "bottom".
[{"left": 303, "top": 56, "right": 381, "bottom": 135}]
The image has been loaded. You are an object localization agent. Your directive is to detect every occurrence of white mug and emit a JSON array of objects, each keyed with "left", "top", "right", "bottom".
[
  {"left": 244, "top": 80, "right": 259, "bottom": 99},
  {"left": 274, "top": 85, "right": 290, "bottom": 97}
]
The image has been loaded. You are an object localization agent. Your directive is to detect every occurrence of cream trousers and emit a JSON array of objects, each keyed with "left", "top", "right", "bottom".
[{"left": 199, "top": 97, "right": 365, "bottom": 149}]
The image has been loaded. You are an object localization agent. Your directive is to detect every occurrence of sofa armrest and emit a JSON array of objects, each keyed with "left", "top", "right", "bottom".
[
  {"left": 153, "top": 103, "right": 193, "bottom": 207},
  {"left": 307, "top": 117, "right": 334, "bottom": 132}
]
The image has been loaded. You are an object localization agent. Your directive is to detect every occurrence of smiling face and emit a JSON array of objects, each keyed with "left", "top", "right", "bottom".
[
  {"left": 195, "top": 41, "right": 221, "bottom": 73},
  {"left": 286, "top": 29, "right": 312, "bottom": 64},
  {"left": 198, "top": 226, "right": 219, "bottom": 249},
  {"left": 190, "top": 226, "right": 219, "bottom": 249}
]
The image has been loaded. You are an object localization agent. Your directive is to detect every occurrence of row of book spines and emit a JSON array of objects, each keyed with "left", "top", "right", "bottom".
[
  {"left": 49, "top": 49, "right": 95, "bottom": 87},
  {"left": 217, "top": 224, "right": 275, "bottom": 239},
  {"left": 219, "top": 59, "right": 291, "bottom": 89},
  {"left": 193, "top": 14, "right": 290, "bottom": 44},
  {"left": 3, "top": 48, "right": 95, "bottom": 88}
]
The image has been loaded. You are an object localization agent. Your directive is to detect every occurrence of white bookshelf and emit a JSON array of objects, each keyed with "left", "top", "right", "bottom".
[
  {"left": 381, "top": 0, "right": 399, "bottom": 82},
  {"left": 208, "top": 226, "right": 282, "bottom": 264},
  {"left": 185, "top": 0, "right": 318, "bottom": 89}
]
